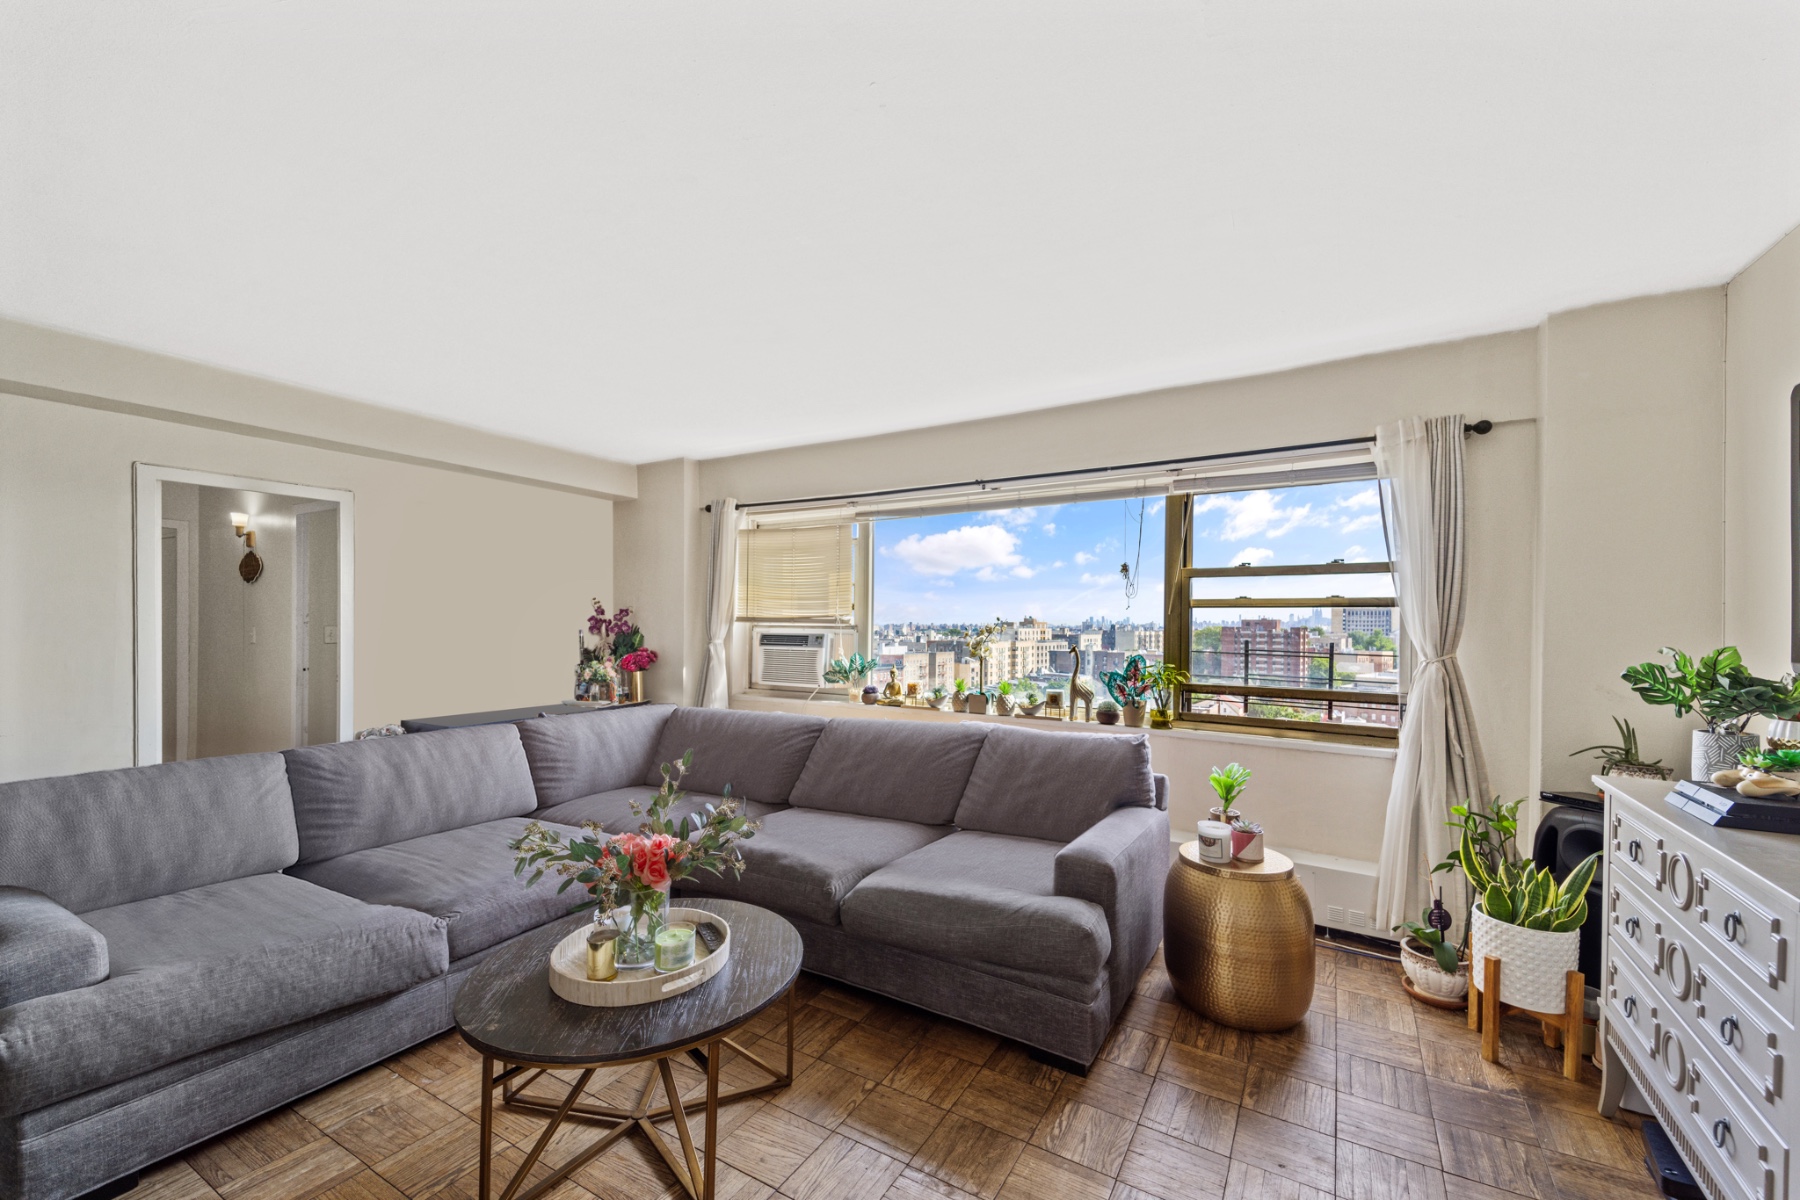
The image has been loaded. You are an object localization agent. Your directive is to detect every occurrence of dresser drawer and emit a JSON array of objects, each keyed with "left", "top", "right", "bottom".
[
  {"left": 1693, "top": 942, "right": 1789, "bottom": 1107},
  {"left": 1613, "top": 806, "right": 1672, "bottom": 895},
  {"left": 1685, "top": 1038, "right": 1790, "bottom": 1200},
  {"left": 1612, "top": 880, "right": 1670, "bottom": 981},
  {"left": 1697, "top": 869, "right": 1793, "bottom": 1016},
  {"left": 1609, "top": 948, "right": 1661, "bottom": 1061}
]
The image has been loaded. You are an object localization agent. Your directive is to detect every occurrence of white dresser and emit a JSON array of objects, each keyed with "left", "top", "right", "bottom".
[{"left": 1599, "top": 775, "right": 1799, "bottom": 1200}]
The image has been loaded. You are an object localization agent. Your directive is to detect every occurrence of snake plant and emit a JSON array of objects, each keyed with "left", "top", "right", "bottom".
[{"left": 1440, "top": 802, "right": 1599, "bottom": 932}]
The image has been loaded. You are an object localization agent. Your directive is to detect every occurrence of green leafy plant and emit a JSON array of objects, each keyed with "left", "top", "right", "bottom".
[
  {"left": 1740, "top": 747, "right": 1800, "bottom": 773},
  {"left": 823, "top": 653, "right": 882, "bottom": 690},
  {"left": 1023, "top": 685, "right": 1044, "bottom": 705},
  {"left": 1568, "top": 716, "right": 1664, "bottom": 774},
  {"left": 1095, "top": 697, "right": 1121, "bottom": 714},
  {"left": 1141, "top": 661, "right": 1190, "bottom": 720},
  {"left": 1436, "top": 799, "right": 1598, "bottom": 932},
  {"left": 1622, "top": 646, "right": 1800, "bottom": 734},
  {"left": 1101, "top": 654, "right": 1150, "bottom": 706},
  {"left": 930, "top": 685, "right": 947, "bottom": 700},
  {"left": 952, "top": 678, "right": 967, "bottom": 695},
  {"left": 1394, "top": 908, "right": 1462, "bottom": 974},
  {"left": 1209, "top": 763, "right": 1251, "bottom": 813},
  {"left": 996, "top": 680, "right": 1014, "bottom": 696}
]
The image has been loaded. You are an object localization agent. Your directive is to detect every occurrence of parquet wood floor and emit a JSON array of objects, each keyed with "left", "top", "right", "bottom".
[{"left": 134, "top": 945, "right": 1659, "bottom": 1200}]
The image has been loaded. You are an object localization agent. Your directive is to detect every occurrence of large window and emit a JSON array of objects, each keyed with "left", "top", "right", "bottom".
[
  {"left": 1164, "top": 478, "right": 1401, "bottom": 741},
  {"left": 870, "top": 497, "right": 1166, "bottom": 692}
]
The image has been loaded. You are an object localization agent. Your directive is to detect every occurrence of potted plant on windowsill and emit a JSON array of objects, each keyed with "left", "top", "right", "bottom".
[
  {"left": 1622, "top": 646, "right": 1800, "bottom": 779},
  {"left": 1103, "top": 655, "right": 1151, "bottom": 727},
  {"left": 1568, "top": 717, "right": 1671, "bottom": 789},
  {"left": 1019, "top": 684, "right": 1046, "bottom": 717},
  {"left": 995, "top": 680, "right": 1017, "bottom": 716},
  {"left": 951, "top": 678, "right": 969, "bottom": 712},
  {"left": 965, "top": 686, "right": 989, "bottom": 716},
  {"left": 928, "top": 685, "right": 950, "bottom": 711},
  {"left": 1141, "top": 661, "right": 1190, "bottom": 731},
  {"left": 823, "top": 653, "right": 882, "bottom": 704},
  {"left": 1094, "top": 698, "right": 1121, "bottom": 726}
]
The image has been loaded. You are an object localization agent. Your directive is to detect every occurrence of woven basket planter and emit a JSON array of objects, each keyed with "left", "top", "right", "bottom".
[{"left": 1469, "top": 906, "right": 1578, "bottom": 1014}]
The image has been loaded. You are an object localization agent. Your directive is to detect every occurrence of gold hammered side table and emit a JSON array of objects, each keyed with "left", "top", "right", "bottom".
[{"left": 1163, "top": 843, "right": 1315, "bottom": 1032}]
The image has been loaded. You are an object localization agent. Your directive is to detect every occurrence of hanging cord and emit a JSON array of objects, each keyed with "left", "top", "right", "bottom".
[{"left": 1118, "top": 497, "right": 1146, "bottom": 608}]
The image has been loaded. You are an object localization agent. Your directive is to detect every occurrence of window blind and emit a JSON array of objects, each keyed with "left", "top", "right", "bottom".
[{"left": 737, "top": 523, "right": 854, "bottom": 622}]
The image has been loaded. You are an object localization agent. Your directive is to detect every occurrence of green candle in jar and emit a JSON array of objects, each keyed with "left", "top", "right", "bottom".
[{"left": 654, "top": 922, "right": 696, "bottom": 973}]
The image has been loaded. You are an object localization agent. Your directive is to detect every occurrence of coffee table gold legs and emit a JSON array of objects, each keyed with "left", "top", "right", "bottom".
[{"left": 476, "top": 985, "right": 796, "bottom": 1200}]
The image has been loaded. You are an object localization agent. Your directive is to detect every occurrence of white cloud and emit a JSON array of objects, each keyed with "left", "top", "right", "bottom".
[
  {"left": 1041, "top": 523, "right": 1056, "bottom": 536},
  {"left": 1338, "top": 514, "right": 1381, "bottom": 534},
  {"left": 1080, "top": 572, "right": 1116, "bottom": 585},
  {"left": 1343, "top": 545, "right": 1373, "bottom": 563},
  {"left": 1051, "top": 560, "right": 1066, "bottom": 569},
  {"left": 1073, "top": 550, "right": 1097, "bottom": 565},
  {"left": 992, "top": 508, "right": 1038, "bottom": 527},
  {"left": 889, "top": 524, "right": 1021, "bottom": 576},
  {"left": 1010, "top": 565, "right": 1037, "bottom": 579},
  {"left": 1148, "top": 499, "right": 1165, "bottom": 515},
  {"left": 1195, "top": 491, "right": 1328, "bottom": 540},
  {"left": 1230, "top": 547, "right": 1275, "bottom": 566},
  {"left": 1337, "top": 487, "right": 1379, "bottom": 510}
]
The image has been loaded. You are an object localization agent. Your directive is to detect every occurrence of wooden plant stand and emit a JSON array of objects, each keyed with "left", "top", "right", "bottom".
[{"left": 1466, "top": 956, "right": 1586, "bottom": 1080}]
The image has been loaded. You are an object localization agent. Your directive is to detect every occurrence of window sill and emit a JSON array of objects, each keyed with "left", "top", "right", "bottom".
[{"left": 730, "top": 691, "right": 1398, "bottom": 760}]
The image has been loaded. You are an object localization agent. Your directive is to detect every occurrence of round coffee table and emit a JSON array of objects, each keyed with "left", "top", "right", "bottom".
[
  {"left": 1163, "top": 843, "right": 1315, "bottom": 1032},
  {"left": 454, "top": 898, "right": 802, "bottom": 1200}
]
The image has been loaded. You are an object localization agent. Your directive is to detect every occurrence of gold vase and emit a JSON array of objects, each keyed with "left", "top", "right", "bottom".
[
  {"left": 622, "top": 670, "right": 646, "bottom": 704},
  {"left": 1163, "top": 843, "right": 1314, "bottom": 1032}
]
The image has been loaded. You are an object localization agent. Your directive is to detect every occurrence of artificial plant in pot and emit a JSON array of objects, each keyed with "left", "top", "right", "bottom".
[
  {"left": 1208, "top": 762, "right": 1250, "bottom": 823},
  {"left": 823, "top": 653, "right": 882, "bottom": 703},
  {"left": 1103, "top": 655, "right": 1150, "bottom": 727},
  {"left": 951, "top": 678, "right": 969, "bottom": 712},
  {"left": 1020, "top": 684, "right": 1046, "bottom": 716},
  {"left": 995, "top": 679, "right": 1017, "bottom": 716},
  {"left": 1392, "top": 894, "right": 1469, "bottom": 1002},
  {"left": 928, "top": 685, "right": 950, "bottom": 710},
  {"left": 1708, "top": 747, "right": 1800, "bottom": 797},
  {"left": 1094, "top": 698, "right": 1121, "bottom": 726},
  {"left": 964, "top": 685, "right": 989, "bottom": 715},
  {"left": 1141, "top": 661, "right": 1190, "bottom": 730},
  {"left": 1567, "top": 717, "right": 1671, "bottom": 786},
  {"left": 1445, "top": 799, "right": 1599, "bottom": 1016},
  {"left": 1621, "top": 646, "right": 1800, "bottom": 779}
]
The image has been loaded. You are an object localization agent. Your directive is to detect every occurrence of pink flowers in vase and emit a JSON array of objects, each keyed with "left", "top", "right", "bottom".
[
  {"left": 583, "top": 600, "right": 655, "bottom": 686},
  {"left": 618, "top": 648, "right": 658, "bottom": 674}
]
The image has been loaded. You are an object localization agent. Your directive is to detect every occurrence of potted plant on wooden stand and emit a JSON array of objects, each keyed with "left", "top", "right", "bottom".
[
  {"left": 1622, "top": 645, "right": 1800, "bottom": 780},
  {"left": 1567, "top": 716, "right": 1671, "bottom": 790},
  {"left": 1447, "top": 798, "right": 1600, "bottom": 1079}
]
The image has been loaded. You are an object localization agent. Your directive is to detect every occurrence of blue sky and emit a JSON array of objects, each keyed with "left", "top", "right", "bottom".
[{"left": 871, "top": 481, "right": 1390, "bottom": 626}]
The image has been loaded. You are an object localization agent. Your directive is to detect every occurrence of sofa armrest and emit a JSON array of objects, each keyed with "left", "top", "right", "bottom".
[
  {"left": 0, "top": 886, "right": 108, "bottom": 1009},
  {"left": 1054, "top": 806, "right": 1169, "bottom": 1015}
]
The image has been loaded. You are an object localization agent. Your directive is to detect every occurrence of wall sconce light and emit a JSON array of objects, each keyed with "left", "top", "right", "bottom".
[{"left": 231, "top": 512, "right": 264, "bottom": 584}]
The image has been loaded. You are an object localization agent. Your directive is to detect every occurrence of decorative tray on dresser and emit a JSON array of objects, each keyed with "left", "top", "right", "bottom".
[{"left": 1598, "top": 774, "right": 1797, "bottom": 1200}]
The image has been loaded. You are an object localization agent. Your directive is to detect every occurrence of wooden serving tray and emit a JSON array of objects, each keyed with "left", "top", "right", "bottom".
[{"left": 547, "top": 907, "right": 732, "bottom": 1008}]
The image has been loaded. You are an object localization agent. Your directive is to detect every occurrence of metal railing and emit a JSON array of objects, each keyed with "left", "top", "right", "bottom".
[{"left": 1184, "top": 645, "right": 1400, "bottom": 727}]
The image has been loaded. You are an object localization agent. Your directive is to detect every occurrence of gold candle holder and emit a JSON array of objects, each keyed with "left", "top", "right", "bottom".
[{"left": 586, "top": 927, "right": 619, "bottom": 981}]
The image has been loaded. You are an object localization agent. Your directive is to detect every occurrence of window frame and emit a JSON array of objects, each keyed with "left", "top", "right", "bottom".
[{"left": 1163, "top": 493, "right": 1401, "bottom": 745}]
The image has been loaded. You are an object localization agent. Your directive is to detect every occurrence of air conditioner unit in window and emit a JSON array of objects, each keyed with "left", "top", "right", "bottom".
[{"left": 750, "top": 627, "right": 833, "bottom": 691}]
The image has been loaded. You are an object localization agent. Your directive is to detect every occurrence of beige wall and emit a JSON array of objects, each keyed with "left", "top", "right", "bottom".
[
  {"left": 1725, "top": 224, "right": 1800, "bottom": 673},
  {"left": 1534, "top": 289, "right": 1729, "bottom": 792},
  {"left": 0, "top": 344, "right": 622, "bottom": 781},
  {"left": 613, "top": 459, "right": 705, "bottom": 706}
]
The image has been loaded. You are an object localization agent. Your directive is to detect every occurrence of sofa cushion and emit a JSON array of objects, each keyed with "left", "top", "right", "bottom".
[
  {"left": 516, "top": 705, "right": 676, "bottom": 807},
  {"left": 0, "top": 887, "right": 107, "bottom": 1009},
  {"left": 535, "top": 785, "right": 784, "bottom": 833},
  {"left": 644, "top": 708, "right": 826, "bottom": 804},
  {"left": 840, "top": 831, "right": 1111, "bottom": 983},
  {"left": 284, "top": 724, "right": 539, "bottom": 865},
  {"left": 0, "top": 754, "right": 296, "bottom": 913},
  {"left": 291, "top": 817, "right": 594, "bottom": 960},
  {"left": 788, "top": 720, "right": 988, "bottom": 825},
  {"left": 677, "top": 808, "right": 950, "bottom": 926},
  {"left": 953, "top": 725, "right": 1156, "bottom": 843},
  {"left": 0, "top": 873, "right": 446, "bottom": 1117}
]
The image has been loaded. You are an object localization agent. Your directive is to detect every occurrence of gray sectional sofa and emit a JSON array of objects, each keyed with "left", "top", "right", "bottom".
[{"left": 0, "top": 704, "right": 1168, "bottom": 1200}]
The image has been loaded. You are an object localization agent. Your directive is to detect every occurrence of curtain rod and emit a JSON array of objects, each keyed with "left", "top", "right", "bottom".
[{"left": 704, "top": 419, "right": 1492, "bottom": 513}]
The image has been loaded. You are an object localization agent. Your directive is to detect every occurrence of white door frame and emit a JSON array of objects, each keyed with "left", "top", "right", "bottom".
[
  {"left": 133, "top": 464, "right": 356, "bottom": 764},
  {"left": 292, "top": 500, "right": 338, "bottom": 747},
  {"left": 160, "top": 518, "right": 195, "bottom": 761}
]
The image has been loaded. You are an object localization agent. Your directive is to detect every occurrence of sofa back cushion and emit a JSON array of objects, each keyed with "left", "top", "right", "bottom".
[
  {"left": 0, "top": 754, "right": 297, "bottom": 913},
  {"left": 644, "top": 708, "right": 825, "bottom": 804},
  {"left": 953, "top": 725, "right": 1156, "bottom": 843},
  {"left": 284, "top": 724, "right": 537, "bottom": 864},
  {"left": 516, "top": 704, "right": 675, "bottom": 808},
  {"left": 789, "top": 719, "right": 988, "bottom": 825}
]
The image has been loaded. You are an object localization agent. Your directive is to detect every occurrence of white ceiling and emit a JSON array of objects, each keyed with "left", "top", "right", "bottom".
[{"left": 4, "top": 3, "right": 1797, "bottom": 464}]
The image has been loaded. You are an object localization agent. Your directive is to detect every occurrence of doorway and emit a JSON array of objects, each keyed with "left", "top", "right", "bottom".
[{"left": 134, "top": 466, "right": 355, "bottom": 764}]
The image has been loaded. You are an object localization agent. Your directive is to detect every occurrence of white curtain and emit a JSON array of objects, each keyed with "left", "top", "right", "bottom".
[
  {"left": 1372, "top": 416, "right": 1490, "bottom": 932},
  {"left": 696, "top": 499, "right": 738, "bottom": 710}
]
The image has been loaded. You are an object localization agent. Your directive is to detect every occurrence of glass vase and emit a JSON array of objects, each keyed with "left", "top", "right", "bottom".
[{"left": 614, "top": 883, "right": 670, "bottom": 969}]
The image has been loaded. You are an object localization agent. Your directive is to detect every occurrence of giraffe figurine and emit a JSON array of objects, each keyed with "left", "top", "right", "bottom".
[{"left": 1067, "top": 644, "right": 1097, "bottom": 723}]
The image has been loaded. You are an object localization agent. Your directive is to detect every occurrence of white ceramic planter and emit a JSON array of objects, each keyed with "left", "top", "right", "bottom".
[
  {"left": 1400, "top": 938, "right": 1469, "bottom": 1001},
  {"left": 1468, "top": 906, "right": 1579, "bottom": 1014},
  {"left": 1692, "top": 730, "right": 1759, "bottom": 781}
]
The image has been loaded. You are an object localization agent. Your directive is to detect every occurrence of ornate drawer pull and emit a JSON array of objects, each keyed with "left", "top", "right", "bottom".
[
  {"left": 1628, "top": 839, "right": 1644, "bottom": 862},
  {"left": 1623, "top": 996, "right": 1638, "bottom": 1019},
  {"left": 1713, "top": 1118, "right": 1730, "bottom": 1148},
  {"left": 1723, "top": 911, "right": 1743, "bottom": 940},
  {"left": 1624, "top": 916, "right": 1641, "bottom": 938},
  {"left": 1719, "top": 1015, "right": 1739, "bottom": 1045}
]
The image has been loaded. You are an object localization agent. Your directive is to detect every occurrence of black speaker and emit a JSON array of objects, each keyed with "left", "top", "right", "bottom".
[{"left": 1533, "top": 800, "right": 1606, "bottom": 983}]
